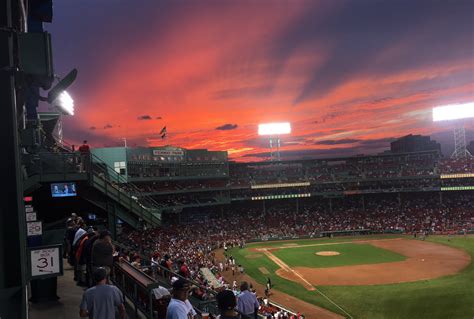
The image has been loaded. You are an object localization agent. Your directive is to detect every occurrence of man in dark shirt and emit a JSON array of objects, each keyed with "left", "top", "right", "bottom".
[
  {"left": 83, "top": 228, "right": 99, "bottom": 287},
  {"left": 80, "top": 267, "right": 125, "bottom": 319},
  {"left": 91, "top": 230, "right": 114, "bottom": 280},
  {"left": 160, "top": 254, "right": 171, "bottom": 279},
  {"left": 65, "top": 219, "right": 78, "bottom": 266},
  {"left": 217, "top": 289, "right": 241, "bottom": 319}
]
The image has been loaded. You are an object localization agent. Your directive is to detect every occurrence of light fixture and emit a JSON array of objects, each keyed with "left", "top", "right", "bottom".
[
  {"left": 432, "top": 102, "right": 473, "bottom": 158},
  {"left": 52, "top": 91, "right": 74, "bottom": 115},
  {"left": 39, "top": 68, "right": 78, "bottom": 116},
  {"left": 258, "top": 122, "right": 291, "bottom": 136},
  {"left": 432, "top": 102, "right": 474, "bottom": 122}
]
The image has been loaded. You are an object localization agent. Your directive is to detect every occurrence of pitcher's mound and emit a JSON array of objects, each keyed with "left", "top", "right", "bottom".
[{"left": 316, "top": 251, "right": 340, "bottom": 256}]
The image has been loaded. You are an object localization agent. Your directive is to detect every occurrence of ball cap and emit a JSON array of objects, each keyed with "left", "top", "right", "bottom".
[{"left": 172, "top": 278, "right": 191, "bottom": 290}]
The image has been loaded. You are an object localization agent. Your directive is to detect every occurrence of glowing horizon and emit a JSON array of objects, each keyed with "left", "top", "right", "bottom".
[{"left": 48, "top": 1, "right": 474, "bottom": 161}]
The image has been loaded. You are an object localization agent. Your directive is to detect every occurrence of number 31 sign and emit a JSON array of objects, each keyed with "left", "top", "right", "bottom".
[{"left": 29, "top": 245, "right": 63, "bottom": 279}]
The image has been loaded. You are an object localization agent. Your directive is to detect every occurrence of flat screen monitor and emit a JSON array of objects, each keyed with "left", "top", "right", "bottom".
[{"left": 51, "top": 182, "right": 77, "bottom": 198}]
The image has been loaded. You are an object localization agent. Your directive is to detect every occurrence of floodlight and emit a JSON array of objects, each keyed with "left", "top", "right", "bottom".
[
  {"left": 39, "top": 68, "right": 78, "bottom": 116},
  {"left": 433, "top": 102, "right": 474, "bottom": 159},
  {"left": 52, "top": 91, "right": 74, "bottom": 115},
  {"left": 258, "top": 122, "right": 291, "bottom": 136},
  {"left": 432, "top": 102, "right": 474, "bottom": 122},
  {"left": 47, "top": 69, "right": 78, "bottom": 104}
]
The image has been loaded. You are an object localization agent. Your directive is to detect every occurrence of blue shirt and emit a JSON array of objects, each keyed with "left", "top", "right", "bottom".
[
  {"left": 80, "top": 284, "right": 124, "bottom": 319},
  {"left": 237, "top": 290, "right": 259, "bottom": 315}
]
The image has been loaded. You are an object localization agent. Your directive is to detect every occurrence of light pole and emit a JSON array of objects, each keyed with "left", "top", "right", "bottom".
[
  {"left": 258, "top": 123, "right": 291, "bottom": 161},
  {"left": 433, "top": 102, "right": 474, "bottom": 158}
]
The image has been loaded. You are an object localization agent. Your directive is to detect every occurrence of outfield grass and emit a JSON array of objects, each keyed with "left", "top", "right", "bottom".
[
  {"left": 272, "top": 243, "right": 405, "bottom": 268},
  {"left": 231, "top": 236, "right": 474, "bottom": 319}
]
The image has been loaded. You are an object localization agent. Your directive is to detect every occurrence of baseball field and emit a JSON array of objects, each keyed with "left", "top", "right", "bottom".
[{"left": 229, "top": 235, "right": 474, "bottom": 319}]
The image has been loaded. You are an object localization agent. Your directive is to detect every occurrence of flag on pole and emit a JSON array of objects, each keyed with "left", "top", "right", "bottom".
[{"left": 160, "top": 126, "right": 167, "bottom": 139}]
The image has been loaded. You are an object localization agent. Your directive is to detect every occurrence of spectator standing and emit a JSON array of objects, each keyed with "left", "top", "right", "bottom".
[
  {"left": 216, "top": 289, "right": 241, "bottom": 319},
  {"left": 64, "top": 218, "right": 78, "bottom": 266},
  {"left": 160, "top": 254, "right": 171, "bottom": 279},
  {"left": 75, "top": 228, "right": 92, "bottom": 286},
  {"left": 83, "top": 228, "right": 99, "bottom": 287},
  {"left": 91, "top": 230, "right": 114, "bottom": 279},
  {"left": 79, "top": 267, "right": 125, "bottom": 319},
  {"left": 78, "top": 140, "right": 91, "bottom": 172},
  {"left": 237, "top": 282, "right": 259, "bottom": 319},
  {"left": 166, "top": 279, "right": 194, "bottom": 319}
]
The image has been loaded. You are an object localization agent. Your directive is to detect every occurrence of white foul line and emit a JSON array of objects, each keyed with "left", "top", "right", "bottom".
[{"left": 263, "top": 248, "right": 353, "bottom": 319}]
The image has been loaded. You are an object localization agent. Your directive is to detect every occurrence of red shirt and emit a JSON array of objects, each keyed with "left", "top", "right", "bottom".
[
  {"left": 79, "top": 144, "right": 90, "bottom": 154},
  {"left": 180, "top": 265, "right": 189, "bottom": 277}
]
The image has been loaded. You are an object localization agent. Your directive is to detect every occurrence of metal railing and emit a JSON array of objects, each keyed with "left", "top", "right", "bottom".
[
  {"left": 23, "top": 139, "right": 163, "bottom": 227},
  {"left": 113, "top": 241, "right": 303, "bottom": 318},
  {"left": 89, "top": 154, "right": 162, "bottom": 226},
  {"left": 23, "top": 151, "right": 86, "bottom": 178},
  {"left": 113, "top": 242, "right": 220, "bottom": 318}
]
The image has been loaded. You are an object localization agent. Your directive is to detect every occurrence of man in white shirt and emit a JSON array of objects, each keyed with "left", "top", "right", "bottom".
[{"left": 166, "top": 279, "right": 194, "bottom": 319}]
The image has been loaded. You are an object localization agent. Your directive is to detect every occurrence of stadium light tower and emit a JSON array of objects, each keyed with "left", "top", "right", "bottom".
[
  {"left": 258, "top": 122, "right": 291, "bottom": 161},
  {"left": 433, "top": 102, "right": 474, "bottom": 158}
]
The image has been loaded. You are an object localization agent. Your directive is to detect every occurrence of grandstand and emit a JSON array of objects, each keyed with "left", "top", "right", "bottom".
[
  {"left": 2, "top": 1, "right": 473, "bottom": 318},
  {"left": 22, "top": 138, "right": 474, "bottom": 318}
]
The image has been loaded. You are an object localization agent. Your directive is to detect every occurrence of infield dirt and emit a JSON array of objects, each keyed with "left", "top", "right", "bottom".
[{"left": 274, "top": 238, "right": 470, "bottom": 285}]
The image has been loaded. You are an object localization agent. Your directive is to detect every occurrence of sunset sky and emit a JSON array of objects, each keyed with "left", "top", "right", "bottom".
[{"left": 45, "top": 0, "right": 474, "bottom": 161}]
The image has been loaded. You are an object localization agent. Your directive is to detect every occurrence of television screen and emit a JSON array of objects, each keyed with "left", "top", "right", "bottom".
[
  {"left": 51, "top": 182, "right": 77, "bottom": 197},
  {"left": 88, "top": 213, "right": 96, "bottom": 220}
]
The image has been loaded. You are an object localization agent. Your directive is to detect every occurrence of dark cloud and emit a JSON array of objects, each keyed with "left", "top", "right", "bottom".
[
  {"left": 137, "top": 115, "right": 152, "bottom": 120},
  {"left": 216, "top": 124, "right": 238, "bottom": 131},
  {"left": 244, "top": 136, "right": 398, "bottom": 161},
  {"left": 89, "top": 126, "right": 96, "bottom": 130},
  {"left": 269, "top": 0, "right": 474, "bottom": 104},
  {"left": 314, "top": 138, "right": 360, "bottom": 145},
  {"left": 103, "top": 124, "right": 113, "bottom": 129},
  {"left": 313, "top": 111, "right": 346, "bottom": 124}
]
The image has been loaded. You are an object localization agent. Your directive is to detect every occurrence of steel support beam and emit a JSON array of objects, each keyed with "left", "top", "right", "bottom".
[{"left": 0, "top": 0, "right": 28, "bottom": 318}]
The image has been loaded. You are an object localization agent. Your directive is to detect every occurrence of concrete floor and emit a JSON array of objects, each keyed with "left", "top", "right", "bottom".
[
  {"left": 29, "top": 262, "right": 84, "bottom": 319},
  {"left": 28, "top": 261, "right": 140, "bottom": 319}
]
